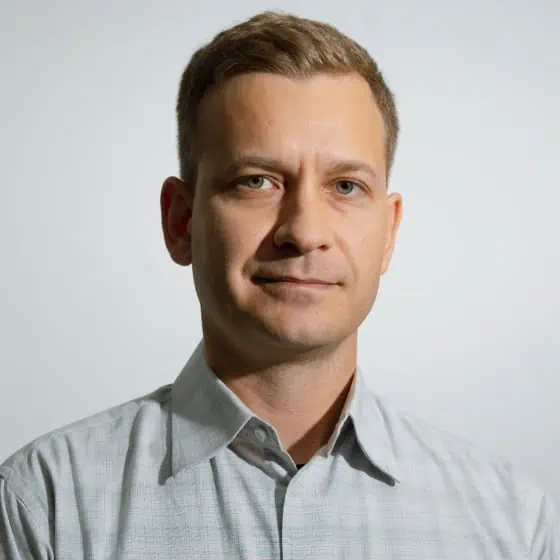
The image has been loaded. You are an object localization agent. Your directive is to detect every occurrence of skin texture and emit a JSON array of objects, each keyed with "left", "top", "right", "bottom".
[{"left": 161, "top": 72, "right": 403, "bottom": 464}]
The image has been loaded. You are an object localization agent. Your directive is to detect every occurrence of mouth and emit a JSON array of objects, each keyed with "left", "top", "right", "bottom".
[{"left": 252, "top": 276, "right": 336, "bottom": 287}]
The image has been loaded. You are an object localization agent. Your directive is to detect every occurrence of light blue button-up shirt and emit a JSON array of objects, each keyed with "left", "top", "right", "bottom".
[{"left": 1, "top": 340, "right": 558, "bottom": 558}]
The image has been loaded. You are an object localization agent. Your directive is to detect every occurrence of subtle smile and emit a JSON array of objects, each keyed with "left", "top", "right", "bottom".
[{"left": 252, "top": 276, "right": 336, "bottom": 287}]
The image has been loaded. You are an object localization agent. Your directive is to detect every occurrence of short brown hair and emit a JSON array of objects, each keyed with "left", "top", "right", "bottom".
[{"left": 176, "top": 11, "right": 399, "bottom": 186}]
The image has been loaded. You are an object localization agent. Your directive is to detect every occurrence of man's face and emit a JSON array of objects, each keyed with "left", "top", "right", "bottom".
[{"left": 163, "top": 72, "right": 402, "bottom": 357}]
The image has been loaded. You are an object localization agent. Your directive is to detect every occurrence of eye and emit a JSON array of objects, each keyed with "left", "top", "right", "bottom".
[
  {"left": 238, "top": 175, "right": 275, "bottom": 191},
  {"left": 335, "top": 180, "right": 361, "bottom": 196}
]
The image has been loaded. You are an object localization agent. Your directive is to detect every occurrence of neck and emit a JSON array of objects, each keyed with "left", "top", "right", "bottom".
[{"left": 202, "top": 326, "right": 358, "bottom": 466}]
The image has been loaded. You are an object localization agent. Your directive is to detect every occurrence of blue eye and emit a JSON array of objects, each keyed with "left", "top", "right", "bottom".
[{"left": 335, "top": 180, "right": 359, "bottom": 195}]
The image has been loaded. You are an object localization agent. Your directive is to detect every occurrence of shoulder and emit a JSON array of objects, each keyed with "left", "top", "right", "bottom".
[
  {"left": 375, "top": 391, "right": 544, "bottom": 493},
  {"left": 0, "top": 384, "right": 172, "bottom": 502},
  {"left": 372, "top": 392, "right": 558, "bottom": 547}
]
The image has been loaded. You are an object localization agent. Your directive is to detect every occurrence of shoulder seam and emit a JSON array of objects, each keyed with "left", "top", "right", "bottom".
[{"left": 0, "top": 467, "right": 51, "bottom": 553}]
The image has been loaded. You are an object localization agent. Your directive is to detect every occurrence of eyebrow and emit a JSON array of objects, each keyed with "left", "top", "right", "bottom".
[
  {"left": 219, "top": 155, "right": 378, "bottom": 182},
  {"left": 326, "top": 159, "right": 378, "bottom": 180}
]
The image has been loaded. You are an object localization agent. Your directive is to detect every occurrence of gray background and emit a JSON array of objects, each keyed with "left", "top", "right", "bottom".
[{"left": 1, "top": 0, "right": 558, "bottom": 505}]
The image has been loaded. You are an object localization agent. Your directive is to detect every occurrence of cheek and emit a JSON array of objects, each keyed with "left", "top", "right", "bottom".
[
  {"left": 206, "top": 205, "right": 266, "bottom": 272},
  {"left": 341, "top": 226, "right": 382, "bottom": 273},
  {"left": 338, "top": 225, "right": 386, "bottom": 307}
]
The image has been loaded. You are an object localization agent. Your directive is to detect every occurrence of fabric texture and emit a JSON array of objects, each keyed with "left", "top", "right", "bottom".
[{"left": 1, "top": 339, "right": 558, "bottom": 559}]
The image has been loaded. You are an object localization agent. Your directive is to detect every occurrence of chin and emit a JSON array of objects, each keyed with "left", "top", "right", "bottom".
[{"left": 254, "top": 313, "right": 349, "bottom": 350}]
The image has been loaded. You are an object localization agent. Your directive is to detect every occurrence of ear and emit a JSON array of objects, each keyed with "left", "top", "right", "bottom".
[
  {"left": 160, "top": 176, "right": 194, "bottom": 266},
  {"left": 380, "top": 192, "right": 403, "bottom": 276}
]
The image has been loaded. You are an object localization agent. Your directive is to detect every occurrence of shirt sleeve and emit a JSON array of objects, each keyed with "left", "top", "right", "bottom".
[{"left": 0, "top": 472, "right": 52, "bottom": 560}]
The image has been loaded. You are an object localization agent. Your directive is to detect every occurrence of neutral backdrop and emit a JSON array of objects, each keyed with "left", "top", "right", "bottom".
[{"left": 1, "top": 0, "right": 558, "bottom": 506}]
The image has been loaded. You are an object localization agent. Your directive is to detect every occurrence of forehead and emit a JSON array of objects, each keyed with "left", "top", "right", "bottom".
[{"left": 196, "top": 72, "right": 387, "bottom": 177}]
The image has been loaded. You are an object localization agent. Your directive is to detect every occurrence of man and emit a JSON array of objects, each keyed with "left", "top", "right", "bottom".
[{"left": 1, "top": 10, "right": 558, "bottom": 559}]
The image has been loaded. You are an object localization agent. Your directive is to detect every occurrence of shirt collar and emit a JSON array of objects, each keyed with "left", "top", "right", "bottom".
[
  {"left": 345, "top": 365, "right": 401, "bottom": 483},
  {"left": 170, "top": 339, "right": 400, "bottom": 483}
]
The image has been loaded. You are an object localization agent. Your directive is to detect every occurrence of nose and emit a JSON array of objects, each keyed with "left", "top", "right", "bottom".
[{"left": 272, "top": 182, "right": 332, "bottom": 254}]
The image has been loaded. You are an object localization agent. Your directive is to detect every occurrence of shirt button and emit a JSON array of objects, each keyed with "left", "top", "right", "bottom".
[{"left": 255, "top": 428, "right": 267, "bottom": 442}]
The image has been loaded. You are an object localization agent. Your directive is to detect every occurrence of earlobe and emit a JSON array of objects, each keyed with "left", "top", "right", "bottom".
[
  {"left": 170, "top": 241, "right": 192, "bottom": 266},
  {"left": 168, "top": 229, "right": 193, "bottom": 267}
]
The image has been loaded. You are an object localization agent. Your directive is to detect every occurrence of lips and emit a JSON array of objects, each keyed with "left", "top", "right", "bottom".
[{"left": 253, "top": 275, "right": 334, "bottom": 286}]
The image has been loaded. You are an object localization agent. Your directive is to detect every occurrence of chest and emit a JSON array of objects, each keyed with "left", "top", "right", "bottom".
[{"left": 52, "top": 458, "right": 522, "bottom": 559}]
